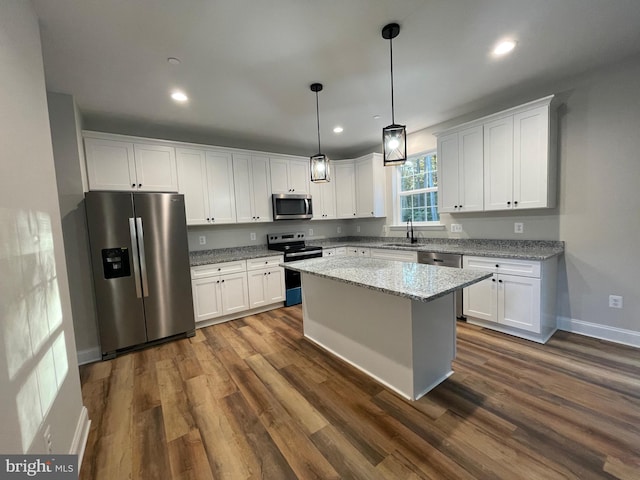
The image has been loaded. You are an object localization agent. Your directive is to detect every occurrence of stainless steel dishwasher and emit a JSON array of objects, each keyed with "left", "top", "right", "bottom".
[{"left": 417, "top": 252, "right": 465, "bottom": 320}]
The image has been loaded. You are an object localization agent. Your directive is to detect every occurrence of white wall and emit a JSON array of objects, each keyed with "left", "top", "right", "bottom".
[
  {"left": 0, "top": 0, "right": 85, "bottom": 453},
  {"left": 47, "top": 92, "right": 100, "bottom": 363}
]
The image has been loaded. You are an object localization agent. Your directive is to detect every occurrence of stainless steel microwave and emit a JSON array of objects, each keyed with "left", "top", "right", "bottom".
[{"left": 272, "top": 193, "right": 313, "bottom": 220}]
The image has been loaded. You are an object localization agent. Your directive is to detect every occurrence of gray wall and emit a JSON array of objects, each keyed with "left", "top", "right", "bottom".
[
  {"left": 363, "top": 54, "right": 640, "bottom": 335},
  {"left": 47, "top": 92, "right": 100, "bottom": 362},
  {"left": 0, "top": 0, "right": 84, "bottom": 453}
]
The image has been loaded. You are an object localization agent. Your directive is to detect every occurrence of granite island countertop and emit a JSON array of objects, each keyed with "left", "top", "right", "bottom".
[{"left": 282, "top": 257, "right": 492, "bottom": 303}]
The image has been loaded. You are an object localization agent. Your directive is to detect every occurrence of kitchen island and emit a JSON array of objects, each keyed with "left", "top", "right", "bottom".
[{"left": 283, "top": 257, "right": 491, "bottom": 400}]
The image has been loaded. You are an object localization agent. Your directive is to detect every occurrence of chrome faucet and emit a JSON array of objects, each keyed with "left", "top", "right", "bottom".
[{"left": 407, "top": 219, "right": 417, "bottom": 244}]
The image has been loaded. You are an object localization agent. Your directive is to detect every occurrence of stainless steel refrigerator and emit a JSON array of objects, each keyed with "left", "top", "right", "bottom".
[{"left": 85, "top": 191, "right": 195, "bottom": 359}]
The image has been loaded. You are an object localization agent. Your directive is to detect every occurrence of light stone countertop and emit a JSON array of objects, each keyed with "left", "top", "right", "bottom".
[
  {"left": 281, "top": 257, "right": 492, "bottom": 303},
  {"left": 309, "top": 237, "right": 564, "bottom": 261},
  {"left": 189, "top": 237, "right": 564, "bottom": 266}
]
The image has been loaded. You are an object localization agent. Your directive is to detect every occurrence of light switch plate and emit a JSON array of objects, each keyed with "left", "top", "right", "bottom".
[
  {"left": 609, "top": 295, "right": 623, "bottom": 308},
  {"left": 451, "top": 224, "right": 462, "bottom": 233}
]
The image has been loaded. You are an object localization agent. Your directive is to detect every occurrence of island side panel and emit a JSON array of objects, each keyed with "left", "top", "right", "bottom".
[
  {"left": 300, "top": 273, "right": 416, "bottom": 399},
  {"left": 411, "top": 294, "right": 456, "bottom": 399}
]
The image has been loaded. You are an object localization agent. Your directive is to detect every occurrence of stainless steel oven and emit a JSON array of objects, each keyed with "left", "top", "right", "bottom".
[
  {"left": 272, "top": 193, "right": 313, "bottom": 220},
  {"left": 267, "top": 232, "right": 322, "bottom": 305}
]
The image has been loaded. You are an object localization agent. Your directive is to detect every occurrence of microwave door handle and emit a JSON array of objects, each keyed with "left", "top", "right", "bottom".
[
  {"left": 129, "top": 217, "right": 143, "bottom": 298},
  {"left": 305, "top": 198, "right": 310, "bottom": 215},
  {"left": 136, "top": 217, "right": 150, "bottom": 297}
]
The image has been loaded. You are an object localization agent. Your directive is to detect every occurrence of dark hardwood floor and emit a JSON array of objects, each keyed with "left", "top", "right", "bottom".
[{"left": 79, "top": 305, "right": 640, "bottom": 479}]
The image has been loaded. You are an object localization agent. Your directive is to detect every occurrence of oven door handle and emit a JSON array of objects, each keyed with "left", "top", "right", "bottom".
[{"left": 286, "top": 250, "right": 322, "bottom": 259}]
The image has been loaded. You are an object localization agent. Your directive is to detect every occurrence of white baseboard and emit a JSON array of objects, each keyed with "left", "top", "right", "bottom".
[
  {"left": 557, "top": 317, "right": 640, "bottom": 348},
  {"left": 77, "top": 347, "right": 101, "bottom": 365},
  {"left": 69, "top": 406, "right": 91, "bottom": 469}
]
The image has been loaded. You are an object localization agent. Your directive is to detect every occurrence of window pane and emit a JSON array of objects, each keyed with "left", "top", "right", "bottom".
[{"left": 397, "top": 152, "right": 439, "bottom": 222}]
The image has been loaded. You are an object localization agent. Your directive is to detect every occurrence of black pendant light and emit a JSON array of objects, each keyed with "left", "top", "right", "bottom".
[
  {"left": 381, "top": 23, "right": 407, "bottom": 166},
  {"left": 310, "top": 83, "right": 330, "bottom": 183}
]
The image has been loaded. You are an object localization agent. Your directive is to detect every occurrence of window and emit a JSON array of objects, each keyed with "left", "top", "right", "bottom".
[{"left": 397, "top": 151, "right": 439, "bottom": 223}]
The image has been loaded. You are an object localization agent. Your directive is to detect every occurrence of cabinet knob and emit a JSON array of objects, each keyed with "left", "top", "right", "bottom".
[
  {"left": 217, "top": 268, "right": 221, "bottom": 271},
  {"left": 216, "top": 280, "right": 220, "bottom": 284},
  {"left": 131, "top": 183, "right": 136, "bottom": 188},
  {"left": 257, "top": 216, "right": 260, "bottom": 219},
  {"left": 221, "top": 279, "right": 225, "bottom": 283},
  {"left": 514, "top": 201, "right": 518, "bottom": 206},
  {"left": 498, "top": 279, "right": 503, "bottom": 283},
  {"left": 507, "top": 201, "right": 511, "bottom": 205},
  {"left": 264, "top": 272, "right": 267, "bottom": 276},
  {"left": 206, "top": 218, "right": 210, "bottom": 221},
  {"left": 268, "top": 272, "right": 271, "bottom": 275},
  {"left": 495, "top": 264, "right": 499, "bottom": 268},
  {"left": 212, "top": 218, "right": 215, "bottom": 221},
  {"left": 492, "top": 278, "right": 496, "bottom": 282},
  {"left": 371, "top": 211, "right": 374, "bottom": 215},
  {"left": 353, "top": 213, "right": 356, "bottom": 216}
]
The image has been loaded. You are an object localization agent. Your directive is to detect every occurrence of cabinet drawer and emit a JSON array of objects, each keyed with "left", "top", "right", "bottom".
[
  {"left": 246, "top": 255, "right": 283, "bottom": 271},
  {"left": 335, "top": 247, "right": 347, "bottom": 256},
  {"left": 191, "top": 260, "right": 246, "bottom": 279},
  {"left": 323, "top": 248, "right": 335, "bottom": 257},
  {"left": 463, "top": 255, "right": 540, "bottom": 278}
]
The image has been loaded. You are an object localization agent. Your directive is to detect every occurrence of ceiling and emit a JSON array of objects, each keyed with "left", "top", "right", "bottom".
[{"left": 34, "top": 0, "right": 640, "bottom": 158}]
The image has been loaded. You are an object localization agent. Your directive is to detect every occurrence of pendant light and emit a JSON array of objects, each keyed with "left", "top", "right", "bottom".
[
  {"left": 381, "top": 22, "right": 407, "bottom": 166},
  {"left": 310, "top": 83, "right": 330, "bottom": 183}
]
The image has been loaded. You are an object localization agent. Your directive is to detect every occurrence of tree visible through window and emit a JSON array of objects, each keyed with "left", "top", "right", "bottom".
[{"left": 397, "top": 152, "right": 439, "bottom": 222}]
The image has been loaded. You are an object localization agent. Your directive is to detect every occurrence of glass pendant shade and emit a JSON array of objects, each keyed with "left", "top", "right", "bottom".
[
  {"left": 383, "top": 123, "right": 407, "bottom": 166},
  {"left": 310, "top": 153, "right": 330, "bottom": 182},
  {"left": 309, "top": 82, "right": 330, "bottom": 183}
]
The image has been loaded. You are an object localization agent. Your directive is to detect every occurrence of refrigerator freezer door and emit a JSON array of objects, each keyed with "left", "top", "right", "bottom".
[
  {"left": 133, "top": 193, "right": 195, "bottom": 342},
  {"left": 86, "top": 191, "right": 147, "bottom": 353}
]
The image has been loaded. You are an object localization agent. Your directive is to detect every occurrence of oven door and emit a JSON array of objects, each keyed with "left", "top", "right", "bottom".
[{"left": 283, "top": 250, "right": 322, "bottom": 305}]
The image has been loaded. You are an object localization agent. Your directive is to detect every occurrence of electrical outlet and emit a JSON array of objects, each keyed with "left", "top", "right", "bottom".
[
  {"left": 357, "top": 225, "right": 361, "bottom": 233},
  {"left": 609, "top": 295, "right": 623, "bottom": 309},
  {"left": 382, "top": 225, "right": 387, "bottom": 234},
  {"left": 309, "top": 228, "right": 314, "bottom": 236},
  {"left": 250, "top": 232, "right": 256, "bottom": 241},
  {"left": 337, "top": 226, "right": 342, "bottom": 234},
  {"left": 514, "top": 222, "right": 524, "bottom": 234},
  {"left": 44, "top": 425, "right": 52, "bottom": 454},
  {"left": 451, "top": 224, "right": 462, "bottom": 233},
  {"left": 199, "top": 235, "right": 206, "bottom": 245}
]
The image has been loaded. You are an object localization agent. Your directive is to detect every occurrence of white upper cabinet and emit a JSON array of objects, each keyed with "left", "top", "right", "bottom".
[
  {"left": 270, "top": 157, "right": 310, "bottom": 194},
  {"left": 436, "top": 95, "right": 556, "bottom": 213},
  {"left": 176, "top": 148, "right": 209, "bottom": 225},
  {"left": 177, "top": 148, "right": 236, "bottom": 225},
  {"left": 355, "top": 153, "right": 386, "bottom": 218},
  {"left": 309, "top": 179, "right": 336, "bottom": 220},
  {"left": 233, "top": 154, "right": 272, "bottom": 223},
  {"left": 85, "top": 137, "right": 177, "bottom": 192},
  {"left": 437, "top": 126, "right": 484, "bottom": 213},
  {"left": 484, "top": 98, "right": 555, "bottom": 211},
  {"left": 334, "top": 161, "right": 356, "bottom": 218},
  {"left": 206, "top": 150, "right": 237, "bottom": 224}
]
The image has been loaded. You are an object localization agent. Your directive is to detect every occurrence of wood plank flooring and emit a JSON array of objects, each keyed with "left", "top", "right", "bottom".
[{"left": 79, "top": 306, "right": 640, "bottom": 479}]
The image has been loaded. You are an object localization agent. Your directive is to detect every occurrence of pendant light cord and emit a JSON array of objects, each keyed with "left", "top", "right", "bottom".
[
  {"left": 315, "top": 91, "right": 321, "bottom": 153},
  {"left": 389, "top": 35, "right": 395, "bottom": 125}
]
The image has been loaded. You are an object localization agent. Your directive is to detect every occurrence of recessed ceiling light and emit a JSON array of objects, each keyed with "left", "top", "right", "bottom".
[
  {"left": 493, "top": 40, "right": 516, "bottom": 56},
  {"left": 167, "top": 57, "right": 181, "bottom": 65},
  {"left": 333, "top": 126, "right": 344, "bottom": 134},
  {"left": 171, "top": 90, "right": 188, "bottom": 102}
]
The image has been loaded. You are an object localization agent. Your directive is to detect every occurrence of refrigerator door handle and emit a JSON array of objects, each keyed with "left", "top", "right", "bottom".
[
  {"left": 129, "top": 217, "right": 143, "bottom": 298},
  {"left": 136, "top": 217, "right": 150, "bottom": 297}
]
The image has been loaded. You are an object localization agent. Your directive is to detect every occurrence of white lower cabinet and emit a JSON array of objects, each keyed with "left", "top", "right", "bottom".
[
  {"left": 191, "top": 261, "right": 249, "bottom": 324},
  {"left": 322, "top": 248, "right": 335, "bottom": 257},
  {"left": 463, "top": 255, "right": 557, "bottom": 343},
  {"left": 246, "top": 256, "right": 285, "bottom": 308},
  {"left": 347, "top": 247, "right": 370, "bottom": 257}
]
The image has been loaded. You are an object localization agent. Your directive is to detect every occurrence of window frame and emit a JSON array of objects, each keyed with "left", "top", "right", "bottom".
[{"left": 394, "top": 149, "right": 441, "bottom": 226}]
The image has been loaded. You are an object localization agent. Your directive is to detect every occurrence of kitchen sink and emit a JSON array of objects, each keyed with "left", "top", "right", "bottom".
[{"left": 382, "top": 243, "right": 422, "bottom": 248}]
